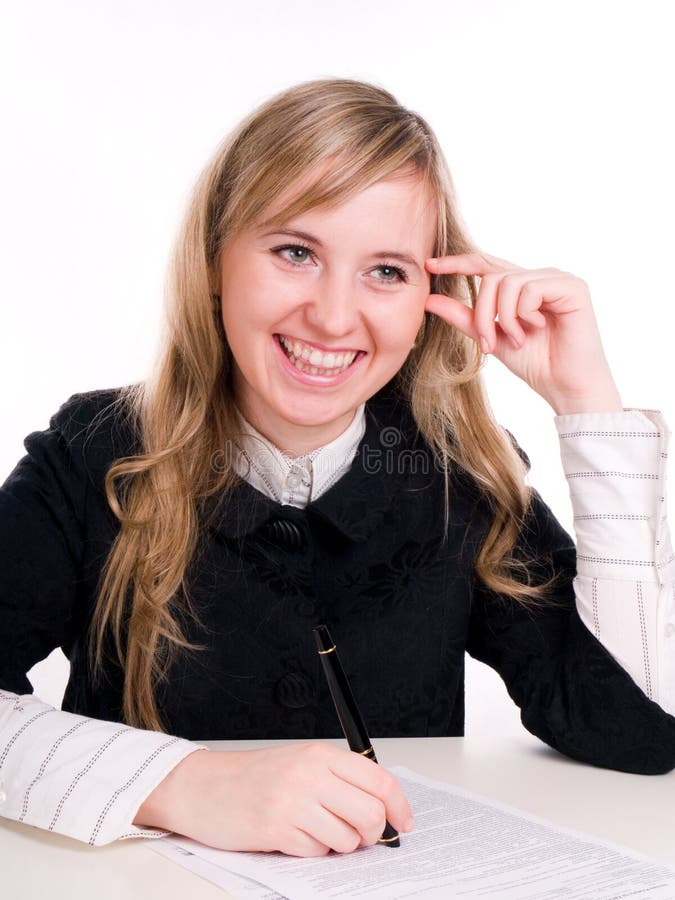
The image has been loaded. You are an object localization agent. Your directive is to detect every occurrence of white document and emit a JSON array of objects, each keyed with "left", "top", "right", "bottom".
[
  {"left": 150, "top": 839, "right": 285, "bottom": 899},
  {"left": 148, "top": 766, "right": 675, "bottom": 899}
]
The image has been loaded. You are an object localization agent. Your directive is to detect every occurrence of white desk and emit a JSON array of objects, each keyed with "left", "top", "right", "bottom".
[{"left": 1, "top": 732, "right": 674, "bottom": 899}]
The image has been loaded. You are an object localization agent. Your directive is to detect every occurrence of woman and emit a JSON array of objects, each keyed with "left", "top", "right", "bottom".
[{"left": 1, "top": 78, "right": 674, "bottom": 857}]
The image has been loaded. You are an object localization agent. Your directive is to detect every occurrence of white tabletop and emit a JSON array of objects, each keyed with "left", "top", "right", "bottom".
[{"left": 2, "top": 732, "right": 674, "bottom": 899}]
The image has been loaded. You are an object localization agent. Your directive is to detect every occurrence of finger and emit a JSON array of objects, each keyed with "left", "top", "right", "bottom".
[
  {"left": 495, "top": 272, "right": 531, "bottom": 348},
  {"left": 508, "top": 269, "right": 569, "bottom": 328},
  {"left": 473, "top": 272, "right": 501, "bottom": 350},
  {"left": 425, "top": 293, "right": 479, "bottom": 344},
  {"left": 327, "top": 751, "right": 414, "bottom": 833},
  {"left": 517, "top": 306, "right": 548, "bottom": 329},
  {"left": 281, "top": 827, "right": 332, "bottom": 858},
  {"left": 502, "top": 271, "right": 586, "bottom": 338},
  {"left": 319, "top": 775, "right": 387, "bottom": 846},
  {"left": 520, "top": 273, "right": 590, "bottom": 316},
  {"left": 492, "top": 270, "right": 564, "bottom": 346},
  {"left": 425, "top": 251, "right": 520, "bottom": 277},
  {"left": 294, "top": 804, "right": 363, "bottom": 855}
]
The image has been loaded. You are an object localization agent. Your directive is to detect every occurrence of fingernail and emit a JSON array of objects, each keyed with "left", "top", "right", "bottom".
[
  {"left": 479, "top": 336, "right": 490, "bottom": 354},
  {"left": 403, "top": 816, "right": 415, "bottom": 832},
  {"left": 509, "top": 334, "right": 521, "bottom": 349}
]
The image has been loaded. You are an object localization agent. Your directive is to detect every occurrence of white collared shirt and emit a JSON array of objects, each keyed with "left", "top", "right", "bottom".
[
  {"left": 233, "top": 403, "right": 366, "bottom": 507},
  {"left": 1, "top": 406, "right": 673, "bottom": 846}
]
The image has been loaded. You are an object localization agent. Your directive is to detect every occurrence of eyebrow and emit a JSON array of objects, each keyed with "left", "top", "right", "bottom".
[{"left": 259, "top": 227, "right": 423, "bottom": 273}]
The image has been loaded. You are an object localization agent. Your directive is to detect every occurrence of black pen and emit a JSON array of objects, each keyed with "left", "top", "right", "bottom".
[{"left": 313, "top": 624, "right": 400, "bottom": 847}]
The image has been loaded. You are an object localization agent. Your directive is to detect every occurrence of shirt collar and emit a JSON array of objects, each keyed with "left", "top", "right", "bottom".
[
  {"left": 234, "top": 404, "right": 366, "bottom": 508},
  {"left": 204, "top": 384, "right": 425, "bottom": 543}
]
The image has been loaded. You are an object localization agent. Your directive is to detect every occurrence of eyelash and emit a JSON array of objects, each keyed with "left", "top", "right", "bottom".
[{"left": 271, "top": 242, "right": 409, "bottom": 284}]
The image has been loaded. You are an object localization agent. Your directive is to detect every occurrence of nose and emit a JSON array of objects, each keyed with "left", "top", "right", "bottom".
[{"left": 304, "top": 270, "right": 361, "bottom": 338}]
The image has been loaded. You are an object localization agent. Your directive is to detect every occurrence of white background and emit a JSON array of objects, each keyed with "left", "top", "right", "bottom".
[{"left": 1, "top": 0, "right": 673, "bottom": 736}]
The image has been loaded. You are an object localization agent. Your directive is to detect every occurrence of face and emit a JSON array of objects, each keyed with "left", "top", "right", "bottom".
[{"left": 218, "top": 171, "right": 436, "bottom": 455}]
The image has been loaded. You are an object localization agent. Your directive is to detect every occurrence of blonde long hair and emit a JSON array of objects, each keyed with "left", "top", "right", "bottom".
[{"left": 89, "top": 78, "right": 554, "bottom": 732}]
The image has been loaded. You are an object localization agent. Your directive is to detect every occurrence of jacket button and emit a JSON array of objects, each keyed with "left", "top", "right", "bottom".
[
  {"left": 275, "top": 672, "right": 316, "bottom": 709},
  {"left": 264, "top": 519, "right": 305, "bottom": 551}
]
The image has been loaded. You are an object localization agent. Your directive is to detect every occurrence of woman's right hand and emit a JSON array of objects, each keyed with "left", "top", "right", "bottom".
[{"left": 133, "top": 742, "right": 415, "bottom": 857}]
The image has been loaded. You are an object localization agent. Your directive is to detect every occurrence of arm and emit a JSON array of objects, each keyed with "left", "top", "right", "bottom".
[
  {"left": 0, "top": 394, "right": 206, "bottom": 845},
  {"left": 555, "top": 407, "right": 675, "bottom": 714},
  {"left": 466, "top": 478, "right": 675, "bottom": 774},
  {"left": 0, "top": 689, "right": 204, "bottom": 845},
  {"left": 424, "top": 250, "right": 675, "bottom": 694}
]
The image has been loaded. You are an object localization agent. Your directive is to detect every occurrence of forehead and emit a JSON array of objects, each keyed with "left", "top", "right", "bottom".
[{"left": 258, "top": 163, "right": 437, "bottom": 249}]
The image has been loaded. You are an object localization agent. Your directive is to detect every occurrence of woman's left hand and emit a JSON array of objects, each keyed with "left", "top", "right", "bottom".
[{"left": 424, "top": 252, "right": 623, "bottom": 415}]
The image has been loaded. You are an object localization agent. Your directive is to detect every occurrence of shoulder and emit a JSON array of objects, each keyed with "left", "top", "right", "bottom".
[
  {"left": 2, "top": 387, "right": 142, "bottom": 528},
  {"left": 23, "top": 386, "right": 142, "bottom": 482},
  {"left": 48, "top": 386, "right": 137, "bottom": 445}
]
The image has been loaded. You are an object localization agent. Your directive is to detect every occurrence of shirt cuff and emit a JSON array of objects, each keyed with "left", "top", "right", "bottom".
[
  {"left": 554, "top": 408, "right": 674, "bottom": 584},
  {"left": 0, "top": 692, "right": 208, "bottom": 846}
]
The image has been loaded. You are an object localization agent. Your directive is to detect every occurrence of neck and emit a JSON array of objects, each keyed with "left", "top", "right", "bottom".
[{"left": 238, "top": 409, "right": 359, "bottom": 458}]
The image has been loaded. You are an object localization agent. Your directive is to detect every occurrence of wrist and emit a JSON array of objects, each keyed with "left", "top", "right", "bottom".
[
  {"left": 133, "top": 747, "right": 210, "bottom": 831},
  {"left": 548, "top": 385, "right": 623, "bottom": 416}
]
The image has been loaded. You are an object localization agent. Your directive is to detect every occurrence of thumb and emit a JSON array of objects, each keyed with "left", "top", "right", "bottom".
[{"left": 425, "top": 293, "right": 479, "bottom": 343}]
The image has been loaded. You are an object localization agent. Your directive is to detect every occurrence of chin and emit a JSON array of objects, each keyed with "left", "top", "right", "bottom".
[{"left": 282, "top": 409, "right": 345, "bottom": 428}]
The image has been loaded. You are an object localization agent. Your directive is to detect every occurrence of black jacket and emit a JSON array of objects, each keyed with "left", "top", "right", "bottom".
[{"left": 2, "top": 386, "right": 675, "bottom": 773}]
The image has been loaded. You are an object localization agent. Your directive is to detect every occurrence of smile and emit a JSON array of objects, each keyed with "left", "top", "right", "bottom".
[{"left": 277, "top": 334, "right": 362, "bottom": 376}]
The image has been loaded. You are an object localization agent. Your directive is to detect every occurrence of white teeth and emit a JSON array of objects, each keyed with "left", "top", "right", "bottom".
[{"left": 278, "top": 334, "right": 361, "bottom": 375}]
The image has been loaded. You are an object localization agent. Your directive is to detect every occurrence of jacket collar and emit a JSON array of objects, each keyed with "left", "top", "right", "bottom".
[{"left": 204, "top": 384, "right": 428, "bottom": 543}]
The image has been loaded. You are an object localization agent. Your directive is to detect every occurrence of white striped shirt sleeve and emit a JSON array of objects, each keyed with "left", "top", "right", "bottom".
[
  {"left": 555, "top": 408, "right": 675, "bottom": 715},
  {"left": 0, "top": 689, "right": 207, "bottom": 845}
]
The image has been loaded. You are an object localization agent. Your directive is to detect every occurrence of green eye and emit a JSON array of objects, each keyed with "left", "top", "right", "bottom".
[
  {"left": 272, "top": 244, "right": 409, "bottom": 284},
  {"left": 273, "top": 243, "right": 315, "bottom": 266},
  {"left": 376, "top": 265, "right": 407, "bottom": 283},
  {"left": 288, "top": 247, "right": 310, "bottom": 262}
]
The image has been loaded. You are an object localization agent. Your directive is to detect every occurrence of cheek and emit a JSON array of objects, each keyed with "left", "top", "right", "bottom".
[
  {"left": 220, "top": 276, "right": 279, "bottom": 336},
  {"left": 225, "top": 269, "right": 308, "bottom": 333},
  {"left": 376, "top": 297, "right": 426, "bottom": 352}
]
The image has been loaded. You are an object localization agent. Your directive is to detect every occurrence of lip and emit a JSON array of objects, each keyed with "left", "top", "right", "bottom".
[{"left": 273, "top": 334, "right": 366, "bottom": 386}]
